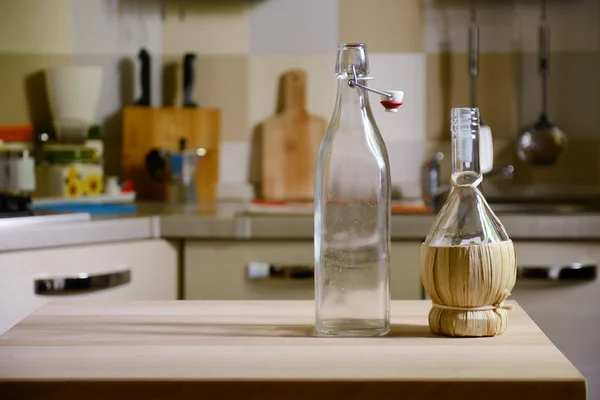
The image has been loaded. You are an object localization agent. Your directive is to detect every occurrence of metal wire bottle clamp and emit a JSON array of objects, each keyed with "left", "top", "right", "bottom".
[{"left": 347, "top": 65, "right": 404, "bottom": 112}]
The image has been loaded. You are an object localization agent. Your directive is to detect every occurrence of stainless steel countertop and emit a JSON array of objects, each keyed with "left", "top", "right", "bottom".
[{"left": 1, "top": 201, "right": 599, "bottom": 252}]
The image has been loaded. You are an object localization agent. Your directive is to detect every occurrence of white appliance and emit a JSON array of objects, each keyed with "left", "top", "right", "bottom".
[{"left": 45, "top": 66, "right": 103, "bottom": 143}]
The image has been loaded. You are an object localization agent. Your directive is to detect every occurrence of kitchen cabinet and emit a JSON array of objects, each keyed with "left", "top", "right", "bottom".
[
  {"left": 184, "top": 241, "right": 422, "bottom": 300},
  {"left": 510, "top": 241, "right": 600, "bottom": 400},
  {"left": 0, "top": 239, "right": 178, "bottom": 334}
]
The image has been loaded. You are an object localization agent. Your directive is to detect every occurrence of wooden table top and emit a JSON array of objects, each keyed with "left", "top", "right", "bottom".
[{"left": 0, "top": 300, "right": 586, "bottom": 400}]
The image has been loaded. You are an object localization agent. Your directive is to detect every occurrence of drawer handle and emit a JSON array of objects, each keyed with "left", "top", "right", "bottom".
[
  {"left": 247, "top": 263, "right": 313, "bottom": 280},
  {"left": 518, "top": 263, "right": 596, "bottom": 281},
  {"left": 35, "top": 270, "right": 131, "bottom": 295}
]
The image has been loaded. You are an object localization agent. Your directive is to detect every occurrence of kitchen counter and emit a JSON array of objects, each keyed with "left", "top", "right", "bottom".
[
  {"left": 1, "top": 201, "right": 600, "bottom": 252},
  {"left": 0, "top": 300, "right": 586, "bottom": 400}
]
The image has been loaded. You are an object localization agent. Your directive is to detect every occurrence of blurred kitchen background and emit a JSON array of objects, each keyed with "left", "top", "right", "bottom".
[
  {"left": 1, "top": 0, "right": 599, "bottom": 396},
  {"left": 1, "top": 0, "right": 598, "bottom": 204}
]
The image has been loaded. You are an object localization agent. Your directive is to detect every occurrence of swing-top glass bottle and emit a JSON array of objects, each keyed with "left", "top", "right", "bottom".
[{"left": 314, "top": 43, "right": 391, "bottom": 337}]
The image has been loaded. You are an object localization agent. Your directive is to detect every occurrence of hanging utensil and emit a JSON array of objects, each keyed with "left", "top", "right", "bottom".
[
  {"left": 516, "top": 0, "right": 566, "bottom": 166},
  {"left": 469, "top": 1, "right": 493, "bottom": 174}
]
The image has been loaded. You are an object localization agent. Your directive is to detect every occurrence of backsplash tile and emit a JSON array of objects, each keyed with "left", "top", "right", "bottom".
[
  {"left": 162, "top": 0, "right": 250, "bottom": 55},
  {"left": 386, "top": 139, "right": 427, "bottom": 199},
  {"left": 512, "top": 140, "right": 600, "bottom": 185},
  {"left": 369, "top": 53, "right": 427, "bottom": 143},
  {"left": 516, "top": 52, "right": 600, "bottom": 140},
  {"left": 339, "top": 0, "right": 425, "bottom": 53},
  {"left": 72, "top": 0, "right": 162, "bottom": 56},
  {"left": 0, "top": 0, "right": 73, "bottom": 53},
  {"left": 161, "top": 54, "right": 249, "bottom": 143},
  {"left": 247, "top": 54, "right": 336, "bottom": 138},
  {"left": 425, "top": 0, "right": 516, "bottom": 53},
  {"left": 219, "top": 141, "right": 252, "bottom": 184},
  {"left": 250, "top": 0, "right": 338, "bottom": 54},
  {"left": 2, "top": 0, "right": 598, "bottom": 193},
  {"left": 426, "top": 0, "right": 600, "bottom": 54},
  {"left": 426, "top": 52, "right": 518, "bottom": 141},
  {"left": 513, "top": 0, "right": 599, "bottom": 53},
  {"left": 427, "top": 137, "right": 600, "bottom": 189},
  {"left": 0, "top": 54, "right": 72, "bottom": 126}
]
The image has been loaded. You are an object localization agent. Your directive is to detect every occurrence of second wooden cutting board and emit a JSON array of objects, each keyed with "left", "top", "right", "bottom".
[{"left": 261, "top": 70, "right": 327, "bottom": 201}]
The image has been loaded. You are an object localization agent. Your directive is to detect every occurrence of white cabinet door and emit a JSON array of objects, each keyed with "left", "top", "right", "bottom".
[
  {"left": 184, "top": 241, "right": 422, "bottom": 300},
  {"left": 510, "top": 241, "right": 600, "bottom": 400},
  {"left": 0, "top": 239, "right": 178, "bottom": 334}
]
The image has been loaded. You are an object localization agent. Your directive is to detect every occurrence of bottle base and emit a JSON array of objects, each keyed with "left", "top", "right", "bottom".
[{"left": 315, "top": 319, "right": 390, "bottom": 337}]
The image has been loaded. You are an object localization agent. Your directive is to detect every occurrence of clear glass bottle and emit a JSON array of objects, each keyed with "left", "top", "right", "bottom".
[
  {"left": 425, "top": 108, "right": 509, "bottom": 246},
  {"left": 314, "top": 43, "right": 391, "bottom": 337},
  {"left": 420, "top": 108, "right": 516, "bottom": 337}
]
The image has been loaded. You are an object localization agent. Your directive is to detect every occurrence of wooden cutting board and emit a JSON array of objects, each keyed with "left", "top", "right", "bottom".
[
  {"left": 261, "top": 70, "right": 327, "bottom": 201},
  {"left": 0, "top": 300, "right": 586, "bottom": 400}
]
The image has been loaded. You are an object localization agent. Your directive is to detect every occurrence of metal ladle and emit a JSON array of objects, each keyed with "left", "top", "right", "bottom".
[
  {"left": 516, "top": 0, "right": 566, "bottom": 166},
  {"left": 469, "top": 1, "right": 493, "bottom": 174}
]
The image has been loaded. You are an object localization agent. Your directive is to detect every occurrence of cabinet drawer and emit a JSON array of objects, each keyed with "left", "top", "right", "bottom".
[
  {"left": 0, "top": 239, "right": 178, "bottom": 334},
  {"left": 184, "top": 241, "right": 422, "bottom": 300}
]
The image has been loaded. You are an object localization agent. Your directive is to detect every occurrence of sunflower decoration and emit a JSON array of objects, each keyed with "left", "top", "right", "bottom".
[
  {"left": 66, "top": 166, "right": 81, "bottom": 184},
  {"left": 65, "top": 179, "right": 83, "bottom": 198},
  {"left": 83, "top": 175, "right": 104, "bottom": 196}
]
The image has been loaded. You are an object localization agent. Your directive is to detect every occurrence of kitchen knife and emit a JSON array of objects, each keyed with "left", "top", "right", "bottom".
[
  {"left": 183, "top": 53, "right": 198, "bottom": 107},
  {"left": 136, "top": 48, "right": 151, "bottom": 106}
]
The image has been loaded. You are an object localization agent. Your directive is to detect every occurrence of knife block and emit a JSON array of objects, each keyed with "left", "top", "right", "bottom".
[{"left": 122, "top": 107, "right": 220, "bottom": 202}]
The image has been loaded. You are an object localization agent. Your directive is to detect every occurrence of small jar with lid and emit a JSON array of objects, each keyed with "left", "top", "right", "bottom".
[
  {"left": 35, "top": 146, "right": 103, "bottom": 198},
  {"left": 0, "top": 125, "right": 36, "bottom": 195}
]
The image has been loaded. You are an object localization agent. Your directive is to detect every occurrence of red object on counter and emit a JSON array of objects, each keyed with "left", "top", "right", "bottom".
[
  {"left": 0, "top": 125, "right": 33, "bottom": 142},
  {"left": 121, "top": 180, "right": 135, "bottom": 193}
]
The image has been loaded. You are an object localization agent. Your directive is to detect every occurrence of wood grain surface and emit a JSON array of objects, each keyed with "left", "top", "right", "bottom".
[
  {"left": 0, "top": 300, "right": 586, "bottom": 400},
  {"left": 261, "top": 70, "right": 327, "bottom": 201}
]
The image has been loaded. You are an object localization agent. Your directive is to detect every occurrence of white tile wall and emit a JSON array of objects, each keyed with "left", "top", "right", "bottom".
[
  {"left": 250, "top": 0, "right": 338, "bottom": 54},
  {"left": 385, "top": 139, "right": 427, "bottom": 199},
  {"left": 368, "top": 53, "right": 426, "bottom": 142},
  {"left": 219, "top": 141, "right": 252, "bottom": 184},
  {"left": 369, "top": 53, "right": 427, "bottom": 198}
]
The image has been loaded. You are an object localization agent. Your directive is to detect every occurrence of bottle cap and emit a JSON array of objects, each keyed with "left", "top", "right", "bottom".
[
  {"left": 452, "top": 108, "right": 479, "bottom": 163},
  {"left": 380, "top": 90, "right": 404, "bottom": 112}
]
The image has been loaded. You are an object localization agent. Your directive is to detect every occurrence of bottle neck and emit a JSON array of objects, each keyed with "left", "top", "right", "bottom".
[
  {"left": 333, "top": 77, "right": 371, "bottom": 119},
  {"left": 451, "top": 108, "right": 481, "bottom": 187}
]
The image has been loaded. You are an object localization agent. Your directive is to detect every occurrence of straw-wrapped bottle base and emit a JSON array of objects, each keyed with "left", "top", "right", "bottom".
[
  {"left": 420, "top": 241, "right": 517, "bottom": 337},
  {"left": 428, "top": 308, "right": 509, "bottom": 337}
]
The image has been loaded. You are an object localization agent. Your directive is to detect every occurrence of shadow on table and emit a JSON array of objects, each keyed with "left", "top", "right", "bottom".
[
  {"left": 387, "top": 324, "right": 436, "bottom": 338},
  {"left": 106, "top": 321, "right": 436, "bottom": 338}
]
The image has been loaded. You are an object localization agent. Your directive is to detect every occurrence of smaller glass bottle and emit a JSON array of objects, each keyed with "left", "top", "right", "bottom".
[{"left": 420, "top": 107, "right": 517, "bottom": 337}]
